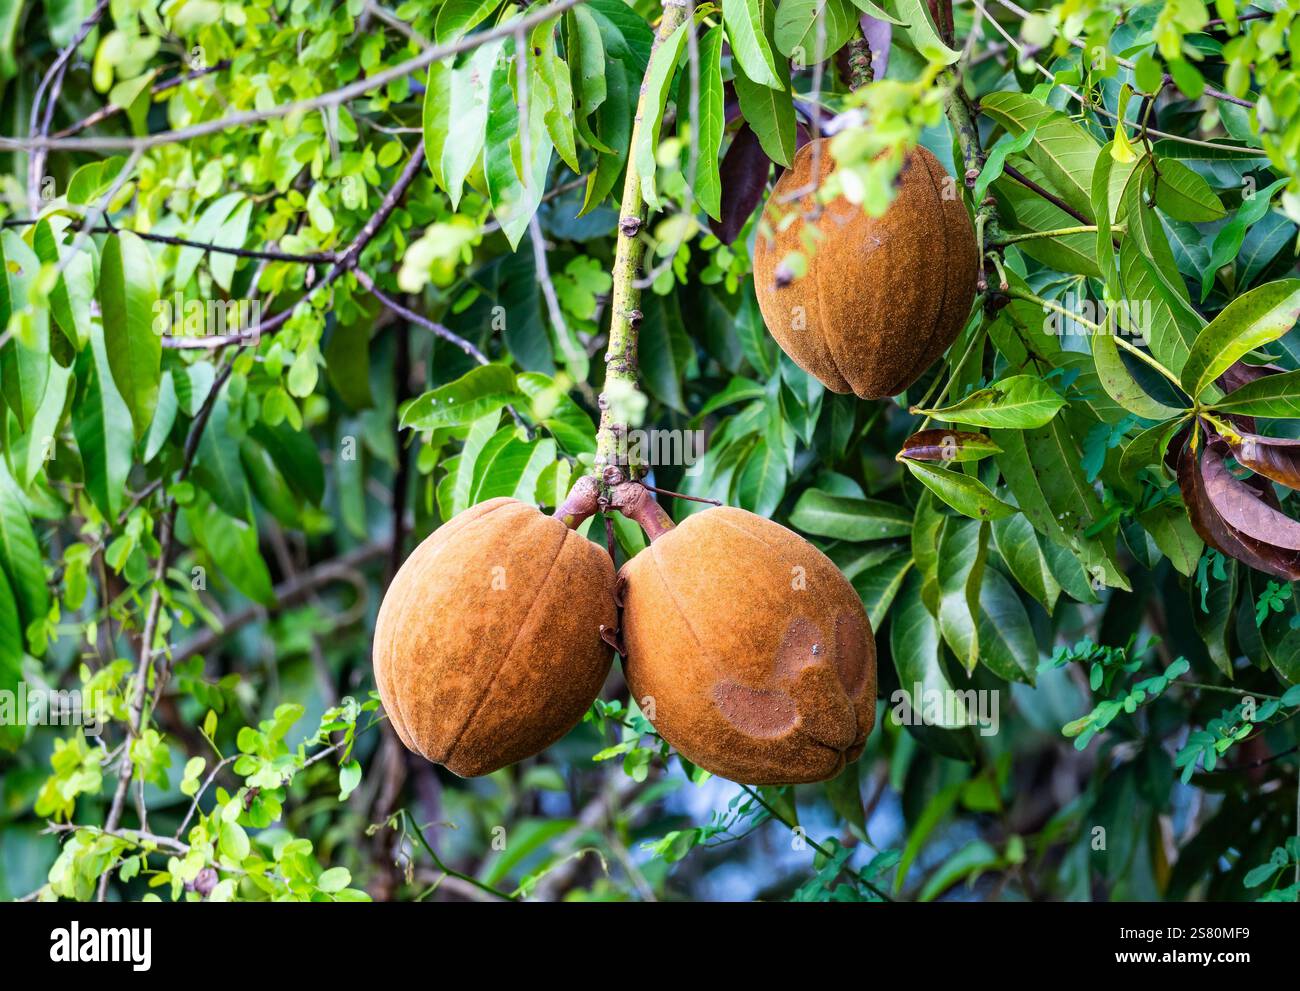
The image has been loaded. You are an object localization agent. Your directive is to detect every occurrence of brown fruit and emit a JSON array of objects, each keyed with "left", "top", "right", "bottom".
[
  {"left": 619, "top": 507, "right": 876, "bottom": 785},
  {"left": 373, "top": 498, "right": 616, "bottom": 776},
  {"left": 752, "top": 141, "right": 979, "bottom": 399}
]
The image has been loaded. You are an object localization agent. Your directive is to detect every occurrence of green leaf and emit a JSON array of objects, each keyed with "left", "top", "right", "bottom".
[
  {"left": 185, "top": 501, "right": 274, "bottom": 606},
  {"left": 893, "top": 0, "right": 960, "bottom": 63},
  {"left": 1154, "top": 159, "right": 1225, "bottom": 222},
  {"left": 193, "top": 393, "right": 252, "bottom": 520},
  {"left": 682, "top": 25, "right": 726, "bottom": 220},
  {"left": 424, "top": 39, "right": 501, "bottom": 210},
  {"left": 0, "top": 466, "right": 50, "bottom": 640},
  {"left": 73, "top": 328, "right": 134, "bottom": 521},
  {"left": 1090, "top": 329, "right": 1184, "bottom": 419},
  {"left": 980, "top": 92, "right": 1100, "bottom": 221},
  {"left": 1182, "top": 279, "right": 1300, "bottom": 400},
  {"left": 634, "top": 19, "right": 691, "bottom": 210},
  {"left": 99, "top": 231, "right": 160, "bottom": 441},
  {"left": 789, "top": 489, "right": 913, "bottom": 540},
  {"left": 773, "top": 0, "right": 858, "bottom": 62},
  {"left": 991, "top": 512, "right": 1061, "bottom": 614},
  {"left": 16, "top": 360, "right": 70, "bottom": 488},
  {"left": 903, "top": 461, "right": 1016, "bottom": 521},
  {"left": 0, "top": 232, "right": 50, "bottom": 432},
  {"left": 33, "top": 219, "right": 94, "bottom": 358},
  {"left": 530, "top": 17, "right": 579, "bottom": 173},
  {"left": 580, "top": 56, "right": 633, "bottom": 214},
  {"left": 733, "top": 0, "right": 796, "bottom": 168},
  {"left": 249, "top": 419, "right": 325, "bottom": 505},
  {"left": 723, "top": 0, "right": 781, "bottom": 88},
  {"left": 401, "top": 364, "right": 521, "bottom": 431},
  {"left": 890, "top": 573, "right": 975, "bottom": 763},
  {"left": 977, "top": 569, "right": 1037, "bottom": 684},
  {"left": 915, "top": 374, "right": 1065, "bottom": 429},
  {"left": 938, "top": 517, "right": 986, "bottom": 673},
  {"left": 485, "top": 35, "right": 553, "bottom": 249},
  {"left": 1213, "top": 369, "right": 1300, "bottom": 418},
  {"left": 433, "top": 0, "right": 498, "bottom": 43},
  {"left": 316, "top": 867, "right": 352, "bottom": 893},
  {"left": 173, "top": 192, "right": 242, "bottom": 290},
  {"left": 1200, "top": 177, "right": 1287, "bottom": 302},
  {"left": 736, "top": 438, "right": 787, "bottom": 517},
  {"left": 851, "top": 548, "right": 912, "bottom": 629}
]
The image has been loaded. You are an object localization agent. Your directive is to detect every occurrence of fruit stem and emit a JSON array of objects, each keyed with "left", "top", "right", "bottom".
[
  {"left": 553, "top": 473, "right": 601, "bottom": 529},
  {"left": 608, "top": 481, "right": 677, "bottom": 542},
  {"left": 593, "top": 0, "right": 691, "bottom": 482}
]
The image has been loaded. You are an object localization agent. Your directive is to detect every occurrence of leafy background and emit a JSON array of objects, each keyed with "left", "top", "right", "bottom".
[{"left": 1, "top": 0, "right": 1299, "bottom": 902}]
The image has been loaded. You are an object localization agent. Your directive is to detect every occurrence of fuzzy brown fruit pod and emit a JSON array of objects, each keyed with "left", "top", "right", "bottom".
[
  {"left": 373, "top": 498, "right": 616, "bottom": 776},
  {"left": 752, "top": 141, "right": 979, "bottom": 399},
  {"left": 619, "top": 506, "right": 876, "bottom": 785}
]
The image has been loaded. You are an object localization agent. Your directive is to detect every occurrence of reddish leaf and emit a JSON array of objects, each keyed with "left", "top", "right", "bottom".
[
  {"left": 1222, "top": 430, "right": 1300, "bottom": 490},
  {"left": 1215, "top": 359, "right": 1288, "bottom": 394},
  {"left": 898, "top": 429, "right": 1000, "bottom": 463},
  {"left": 710, "top": 123, "right": 770, "bottom": 245},
  {"left": 1178, "top": 440, "right": 1300, "bottom": 580}
]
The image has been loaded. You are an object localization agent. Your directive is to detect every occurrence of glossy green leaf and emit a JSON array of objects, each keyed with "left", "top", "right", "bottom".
[
  {"left": 788, "top": 488, "right": 912, "bottom": 540},
  {"left": 99, "top": 231, "right": 160, "bottom": 441},
  {"left": 903, "top": 460, "right": 1016, "bottom": 521},
  {"left": 1181, "top": 279, "right": 1300, "bottom": 400},
  {"left": 915, "top": 374, "right": 1065, "bottom": 429},
  {"left": 723, "top": 0, "right": 781, "bottom": 89}
]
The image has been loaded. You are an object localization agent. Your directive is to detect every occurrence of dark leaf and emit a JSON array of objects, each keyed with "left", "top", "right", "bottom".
[
  {"left": 1178, "top": 440, "right": 1300, "bottom": 580},
  {"left": 1221, "top": 430, "right": 1300, "bottom": 490},
  {"left": 898, "top": 429, "right": 1000, "bottom": 463},
  {"left": 709, "top": 123, "right": 771, "bottom": 245}
]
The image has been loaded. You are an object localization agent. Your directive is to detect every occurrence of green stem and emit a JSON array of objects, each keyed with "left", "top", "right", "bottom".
[
  {"left": 594, "top": 0, "right": 690, "bottom": 480},
  {"left": 1181, "top": 681, "right": 1280, "bottom": 701},
  {"left": 996, "top": 224, "right": 1123, "bottom": 245},
  {"left": 1003, "top": 286, "right": 1185, "bottom": 391}
]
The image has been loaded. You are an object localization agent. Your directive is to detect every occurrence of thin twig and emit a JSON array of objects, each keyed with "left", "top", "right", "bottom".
[
  {"left": 50, "top": 60, "right": 232, "bottom": 139},
  {"left": 992, "top": 0, "right": 1255, "bottom": 108},
  {"left": 0, "top": 0, "right": 587, "bottom": 153},
  {"left": 27, "top": 0, "right": 112, "bottom": 203}
]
